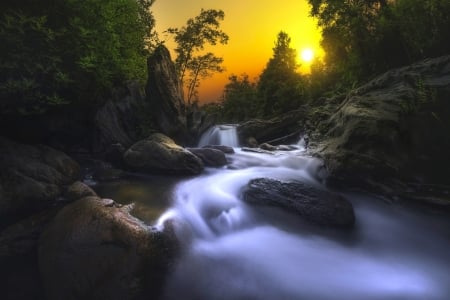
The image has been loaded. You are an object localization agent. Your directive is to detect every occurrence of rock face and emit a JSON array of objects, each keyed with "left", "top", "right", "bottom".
[
  {"left": 0, "top": 137, "right": 80, "bottom": 227},
  {"left": 124, "top": 133, "right": 204, "bottom": 175},
  {"left": 242, "top": 178, "right": 355, "bottom": 228},
  {"left": 38, "top": 196, "right": 178, "bottom": 300},
  {"left": 187, "top": 148, "right": 227, "bottom": 167},
  {"left": 146, "top": 45, "right": 187, "bottom": 142},
  {"left": 314, "top": 55, "right": 450, "bottom": 189},
  {"left": 237, "top": 108, "right": 306, "bottom": 146},
  {"left": 94, "top": 81, "right": 146, "bottom": 155}
]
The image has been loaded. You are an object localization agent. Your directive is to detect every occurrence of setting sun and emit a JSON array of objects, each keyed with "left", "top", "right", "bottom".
[{"left": 300, "top": 48, "right": 314, "bottom": 63}]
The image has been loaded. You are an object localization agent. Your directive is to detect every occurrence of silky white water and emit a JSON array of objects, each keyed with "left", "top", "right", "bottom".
[
  {"left": 198, "top": 125, "right": 239, "bottom": 148},
  {"left": 156, "top": 140, "right": 450, "bottom": 299}
]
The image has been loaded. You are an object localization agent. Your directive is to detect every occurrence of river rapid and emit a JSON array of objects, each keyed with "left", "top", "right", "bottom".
[{"left": 95, "top": 125, "right": 450, "bottom": 300}]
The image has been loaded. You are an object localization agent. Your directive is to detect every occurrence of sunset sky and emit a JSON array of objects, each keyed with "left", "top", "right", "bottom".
[{"left": 152, "top": 0, "right": 323, "bottom": 103}]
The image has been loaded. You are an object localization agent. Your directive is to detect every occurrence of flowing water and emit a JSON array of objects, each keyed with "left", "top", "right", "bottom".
[{"left": 95, "top": 125, "right": 450, "bottom": 299}]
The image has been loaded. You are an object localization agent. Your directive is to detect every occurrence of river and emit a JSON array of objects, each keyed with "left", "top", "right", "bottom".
[{"left": 92, "top": 125, "right": 450, "bottom": 300}]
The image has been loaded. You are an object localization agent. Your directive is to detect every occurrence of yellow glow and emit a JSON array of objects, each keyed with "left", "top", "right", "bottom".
[
  {"left": 300, "top": 48, "right": 314, "bottom": 63},
  {"left": 153, "top": 0, "right": 324, "bottom": 102}
]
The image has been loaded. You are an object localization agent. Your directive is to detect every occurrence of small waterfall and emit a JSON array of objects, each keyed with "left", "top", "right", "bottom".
[{"left": 198, "top": 125, "right": 239, "bottom": 147}]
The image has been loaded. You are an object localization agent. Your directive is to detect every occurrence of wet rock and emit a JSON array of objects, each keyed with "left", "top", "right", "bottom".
[
  {"left": 237, "top": 109, "right": 306, "bottom": 145},
  {"left": 0, "top": 137, "right": 80, "bottom": 227},
  {"left": 38, "top": 196, "right": 179, "bottom": 300},
  {"left": 187, "top": 148, "right": 227, "bottom": 167},
  {"left": 64, "top": 181, "right": 97, "bottom": 202},
  {"left": 124, "top": 133, "right": 204, "bottom": 175},
  {"left": 243, "top": 178, "right": 355, "bottom": 228},
  {"left": 241, "top": 147, "right": 275, "bottom": 155},
  {"left": 259, "top": 143, "right": 298, "bottom": 152},
  {"left": 202, "top": 145, "right": 235, "bottom": 154}
]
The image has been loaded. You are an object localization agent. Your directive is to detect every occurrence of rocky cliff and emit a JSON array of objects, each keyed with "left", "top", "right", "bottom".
[{"left": 311, "top": 55, "right": 450, "bottom": 205}]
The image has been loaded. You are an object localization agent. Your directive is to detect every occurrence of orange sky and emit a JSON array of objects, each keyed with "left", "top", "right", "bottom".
[{"left": 152, "top": 0, "right": 323, "bottom": 103}]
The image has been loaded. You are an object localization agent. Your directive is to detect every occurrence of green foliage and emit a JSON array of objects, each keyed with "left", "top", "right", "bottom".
[
  {"left": 308, "top": 0, "right": 450, "bottom": 97},
  {"left": 221, "top": 74, "right": 258, "bottom": 122},
  {"left": 257, "top": 31, "right": 305, "bottom": 117},
  {"left": 168, "top": 9, "right": 229, "bottom": 105},
  {"left": 0, "top": 0, "right": 156, "bottom": 116}
]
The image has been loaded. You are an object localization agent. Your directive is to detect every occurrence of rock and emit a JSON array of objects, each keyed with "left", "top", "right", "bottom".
[
  {"left": 245, "top": 137, "right": 259, "bottom": 148},
  {"left": 64, "top": 181, "right": 97, "bottom": 202},
  {"left": 242, "top": 178, "right": 355, "bottom": 228},
  {"left": 124, "top": 133, "right": 204, "bottom": 175},
  {"left": 237, "top": 108, "right": 306, "bottom": 145},
  {"left": 146, "top": 45, "right": 186, "bottom": 142},
  {"left": 104, "top": 143, "right": 127, "bottom": 167},
  {"left": 241, "top": 147, "right": 275, "bottom": 155},
  {"left": 0, "top": 208, "right": 63, "bottom": 300},
  {"left": 38, "top": 196, "right": 179, "bottom": 300},
  {"left": 313, "top": 55, "right": 450, "bottom": 192},
  {"left": 0, "top": 137, "right": 80, "bottom": 227},
  {"left": 259, "top": 143, "right": 298, "bottom": 152},
  {"left": 202, "top": 145, "right": 235, "bottom": 154},
  {"left": 259, "top": 143, "right": 278, "bottom": 151},
  {"left": 94, "top": 81, "right": 146, "bottom": 154},
  {"left": 187, "top": 148, "right": 227, "bottom": 167}
]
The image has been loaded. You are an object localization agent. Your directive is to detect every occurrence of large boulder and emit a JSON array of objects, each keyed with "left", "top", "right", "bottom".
[
  {"left": 237, "top": 108, "right": 306, "bottom": 146},
  {"left": 94, "top": 81, "right": 146, "bottom": 155},
  {"left": 146, "top": 45, "right": 187, "bottom": 142},
  {"left": 0, "top": 137, "right": 80, "bottom": 227},
  {"left": 187, "top": 148, "right": 227, "bottom": 167},
  {"left": 38, "top": 196, "right": 179, "bottom": 300},
  {"left": 124, "top": 133, "right": 204, "bottom": 175},
  {"left": 242, "top": 178, "right": 355, "bottom": 228},
  {"left": 313, "top": 55, "right": 450, "bottom": 193}
]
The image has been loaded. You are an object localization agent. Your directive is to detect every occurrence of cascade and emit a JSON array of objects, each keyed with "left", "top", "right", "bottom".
[{"left": 198, "top": 125, "right": 239, "bottom": 147}]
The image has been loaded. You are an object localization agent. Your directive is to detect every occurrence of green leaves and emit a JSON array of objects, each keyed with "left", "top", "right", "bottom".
[
  {"left": 257, "top": 31, "right": 304, "bottom": 117},
  {"left": 168, "top": 9, "right": 228, "bottom": 104},
  {"left": 1, "top": 0, "right": 156, "bottom": 116}
]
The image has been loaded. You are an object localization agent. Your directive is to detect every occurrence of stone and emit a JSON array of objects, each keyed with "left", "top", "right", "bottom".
[
  {"left": 243, "top": 178, "right": 355, "bottom": 228},
  {"left": 237, "top": 108, "right": 306, "bottom": 145},
  {"left": 146, "top": 45, "right": 187, "bottom": 142},
  {"left": 123, "top": 133, "right": 204, "bottom": 175},
  {"left": 313, "top": 55, "right": 450, "bottom": 192},
  {"left": 64, "top": 181, "right": 97, "bottom": 202},
  {"left": 38, "top": 196, "right": 179, "bottom": 300},
  {"left": 202, "top": 145, "right": 235, "bottom": 154},
  {"left": 187, "top": 148, "right": 227, "bottom": 167},
  {"left": 94, "top": 81, "right": 145, "bottom": 153},
  {"left": 0, "top": 137, "right": 80, "bottom": 227}
]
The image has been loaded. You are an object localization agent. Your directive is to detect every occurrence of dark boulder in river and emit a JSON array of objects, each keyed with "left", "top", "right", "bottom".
[
  {"left": 187, "top": 147, "right": 228, "bottom": 167},
  {"left": 123, "top": 133, "right": 204, "bottom": 175},
  {"left": 243, "top": 178, "right": 355, "bottom": 228},
  {"left": 39, "top": 196, "right": 179, "bottom": 300},
  {"left": 0, "top": 137, "right": 80, "bottom": 227}
]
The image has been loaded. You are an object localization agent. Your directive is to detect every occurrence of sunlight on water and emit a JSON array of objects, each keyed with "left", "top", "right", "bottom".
[{"left": 157, "top": 139, "right": 450, "bottom": 300}]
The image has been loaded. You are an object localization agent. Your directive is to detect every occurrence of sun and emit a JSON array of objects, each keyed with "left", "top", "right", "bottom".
[{"left": 300, "top": 48, "right": 314, "bottom": 63}]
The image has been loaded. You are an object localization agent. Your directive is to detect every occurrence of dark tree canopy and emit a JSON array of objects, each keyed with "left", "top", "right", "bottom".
[
  {"left": 257, "top": 31, "right": 304, "bottom": 117},
  {"left": 0, "top": 0, "right": 156, "bottom": 115},
  {"left": 308, "top": 0, "right": 450, "bottom": 89}
]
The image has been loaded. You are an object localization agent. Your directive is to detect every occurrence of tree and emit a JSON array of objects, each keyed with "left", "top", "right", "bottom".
[
  {"left": 307, "top": 0, "right": 450, "bottom": 95},
  {"left": 0, "top": 0, "right": 156, "bottom": 115},
  {"left": 168, "top": 9, "right": 229, "bottom": 105},
  {"left": 221, "top": 74, "right": 258, "bottom": 122},
  {"left": 257, "top": 31, "right": 304, "bottom": 117}
]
